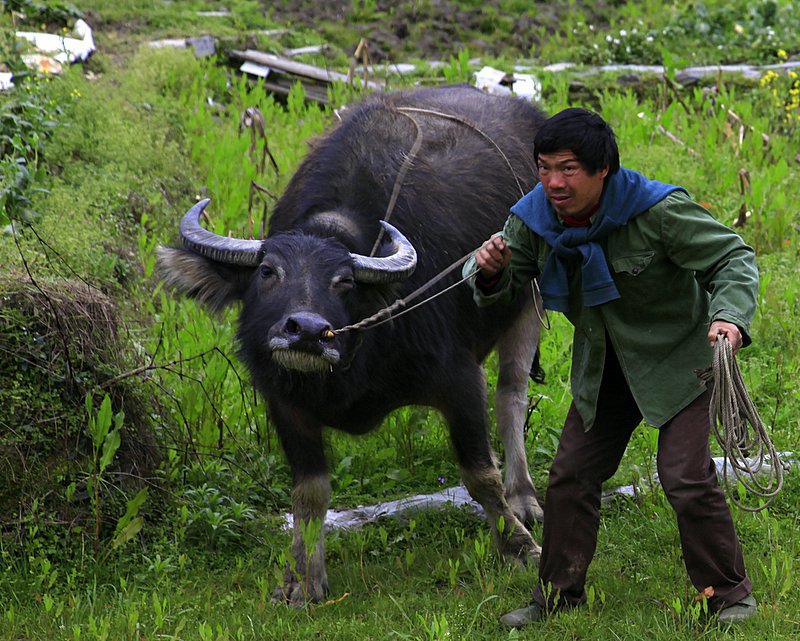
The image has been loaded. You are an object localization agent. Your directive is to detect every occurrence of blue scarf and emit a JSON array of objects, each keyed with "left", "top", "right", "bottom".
[{"left": 510, "top": 167, "right": 686, "bottom": 312}]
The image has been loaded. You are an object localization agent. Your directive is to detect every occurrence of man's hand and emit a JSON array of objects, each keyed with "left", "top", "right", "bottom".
[
  {"left": 476, "top": 234, "right": 512, "bottom": 278},
  {"left": 708, "top": 320, "right": 743, "bottom": 354}
]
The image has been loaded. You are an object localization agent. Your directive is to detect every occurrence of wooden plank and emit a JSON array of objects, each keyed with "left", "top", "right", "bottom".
[
  {"left": 230, "top": 49, "right": 383, "bottom": 90},
  {"left": 255, "top": 79, "right": 332, "bottom": 105},
  {"left": 238, "top": 61, "right": 332, "bottom": 104}
]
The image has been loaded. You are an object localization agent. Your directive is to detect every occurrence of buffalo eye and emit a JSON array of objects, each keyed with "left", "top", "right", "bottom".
[
  {"left": 259, "top": 264, "right": 275, "bottom": 280},
  {"left": 333, "top": 274, "right": 355, "bottom": 295}
]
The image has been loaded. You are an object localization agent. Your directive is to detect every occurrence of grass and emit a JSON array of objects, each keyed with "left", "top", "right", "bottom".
[
  {"left": 3, "top": 490, "right": 799, "bottom": 639},
  {"left": 1, "top": 0, "right": 800, "bottom": 639}
]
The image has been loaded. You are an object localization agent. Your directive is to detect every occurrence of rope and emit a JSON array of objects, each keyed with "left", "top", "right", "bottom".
[
  {"left": 334, "top": 253, "right": 476, "bottom": 334},
  {"left": 368, "top": 110, "right": 424, "bottom": 257},
  {"left": 703, "top": 335, "right": 785, "bottom": 512},
  {"left": 396, "top": 107, "right": 528, "bottom": 198},
  {"left": 337, "top": 105, "right": 549, "bottom": 334}
]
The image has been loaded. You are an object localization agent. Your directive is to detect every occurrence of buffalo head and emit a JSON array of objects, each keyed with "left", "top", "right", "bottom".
[{"left": 157, "top": 198, "right": 417, "bottom": 374}]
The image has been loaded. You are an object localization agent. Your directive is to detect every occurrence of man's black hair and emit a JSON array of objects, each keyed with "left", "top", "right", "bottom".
[{"left": 533, "top": 108, "right": 620, "bottom": 176}]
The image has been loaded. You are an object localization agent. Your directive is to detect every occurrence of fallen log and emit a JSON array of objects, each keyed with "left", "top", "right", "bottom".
[{"left": 230, "top": 49, "right": 384, "bottom": 103}]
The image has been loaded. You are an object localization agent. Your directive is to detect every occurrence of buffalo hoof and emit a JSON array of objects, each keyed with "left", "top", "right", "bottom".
[
  {"left": 500, "top": 525, "right": 541, "bottom": 567},
  {"left": 271, "top": 582, "right": 307, "bottom": 607},
  {"left": 507, "top": 492, "right": 544, "bottom": 526},
  {"left": 271, "top": 572, "right": 328, "bottom": 607}
]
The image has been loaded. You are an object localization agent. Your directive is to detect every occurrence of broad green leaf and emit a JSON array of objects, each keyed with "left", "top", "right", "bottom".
[
  {"left": 92, "top": 395, "right": 113, "bottom": 446},
  {"left": 99, "top": 429, "right": 121, "bottom": 472},
  {"left": 114, "top": 488, "right": 148, "bottom": 537},
  {"left": 111, "top": 517, "right": 144, "bottom": 550}
]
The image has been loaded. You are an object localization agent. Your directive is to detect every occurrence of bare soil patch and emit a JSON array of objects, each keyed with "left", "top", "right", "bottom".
[{"left": 263, "top": 0, "right": 611, "bottom": 63}]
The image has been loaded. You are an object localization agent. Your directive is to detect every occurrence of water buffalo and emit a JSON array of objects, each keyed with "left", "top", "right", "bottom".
[{"left": 158, "top": 84, "right": 546, "bottom": 604}]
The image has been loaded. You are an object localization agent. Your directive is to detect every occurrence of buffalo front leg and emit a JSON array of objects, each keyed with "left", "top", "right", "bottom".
[
  {"left": 495, "top": 296, "right": 544, "bottom": 524},
  {"left": 275, "top": 474, "right": 330, "bottom": 605},
  {"left": 270, "top": 403, "right": 330, "bottom": 606}
]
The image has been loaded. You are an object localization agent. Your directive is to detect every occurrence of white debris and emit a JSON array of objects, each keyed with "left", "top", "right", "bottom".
[
  {"left": 16, "top": 18, "right": 95, "bottom": 65},
  {"left": 541, "top": 62, "right": 577, "bottom": 73},
  {"left": 148, "top": 39, "right": 189, "bottom": 49},
  {"left": 21, "top": 53, "right": 63, "bottom": 75},
  {"left": 239, "top": 61, "right": 271, "bottom": 79},
  {"left": 474, "top": 65, "right": 541, "bottom": 101},
  {"left": 283, "top": 485, "right": 483, "bottom": 532},
  {"left": 281, "top": 453, "right": 794, "bottom": 532},
  {"left": 364, "top": 63, "right": 416, "bottom": 76},
  {"left": 1, "top": 19, "right": 95, "bottom": 88},
  {"left": 285, "top": 45, "right": 328, "bottom": 57}
]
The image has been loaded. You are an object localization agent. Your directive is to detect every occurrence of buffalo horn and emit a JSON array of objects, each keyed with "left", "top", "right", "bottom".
[
  {"left": 179, "top": 198, "right": 264, "bottom": 267},
  {"left": 351, "top": 221, "right": 417, "bottom": 283}
]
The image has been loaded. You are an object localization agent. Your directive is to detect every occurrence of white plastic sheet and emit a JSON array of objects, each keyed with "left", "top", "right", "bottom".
[
  {"left": 282, "top": 482, "right": 638, "bottom": 532},
  {"left": 281, "top": 454, "right": 793, "bottom": 532},
  {"left": 16, "top": 19, "right": 95, "bottom": 65},
  {"left": 474, "top": 65, "right": 541, "bottom": 101}
]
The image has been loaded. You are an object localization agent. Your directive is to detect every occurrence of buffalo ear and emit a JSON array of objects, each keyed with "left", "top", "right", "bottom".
[{"left": 156, "top": 246, "right": 252, "bottom": 313}]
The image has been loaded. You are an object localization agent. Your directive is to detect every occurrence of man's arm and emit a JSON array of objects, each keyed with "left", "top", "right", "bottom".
[{"left": 661, "top": 193, "right": 759, "bottom": 353}]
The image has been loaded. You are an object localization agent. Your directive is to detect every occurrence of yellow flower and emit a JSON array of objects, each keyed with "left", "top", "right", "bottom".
[
  {"left": 777, "top": 49, "right": 788, "bottom": 61},
  {"left": 760, "top": 70, "right": 777, "bottom": 87}
]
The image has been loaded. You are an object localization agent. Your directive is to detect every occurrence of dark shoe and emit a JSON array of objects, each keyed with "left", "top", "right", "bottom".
[
  {"left": 717, "top": 594, "right": 757, "bottom": 624},
  {"left": 499, "top": 602, "right": 545, "bottom": 628}
]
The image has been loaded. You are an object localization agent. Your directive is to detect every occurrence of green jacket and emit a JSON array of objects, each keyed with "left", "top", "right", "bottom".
[{"left": 465, "top": 190, "right": 759, "bottom": 429}]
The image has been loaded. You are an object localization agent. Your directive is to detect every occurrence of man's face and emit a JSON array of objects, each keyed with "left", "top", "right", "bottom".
[{"left": 537, "top": 150, "right": 609, "bottom": 220}]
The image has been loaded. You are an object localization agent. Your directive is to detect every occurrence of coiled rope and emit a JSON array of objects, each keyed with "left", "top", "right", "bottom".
[{"left": 702, "top": 335, "right": 785, "bottom": 512}]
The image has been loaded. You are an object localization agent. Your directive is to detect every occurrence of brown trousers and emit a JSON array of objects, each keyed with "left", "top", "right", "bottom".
[{"left": 533, "top": 344, "right": 751, "bottom": 612}]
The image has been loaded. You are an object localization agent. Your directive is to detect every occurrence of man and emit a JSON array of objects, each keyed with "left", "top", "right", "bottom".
[{"left": 465, "top": 108, "right": 759, "bottom": 626}]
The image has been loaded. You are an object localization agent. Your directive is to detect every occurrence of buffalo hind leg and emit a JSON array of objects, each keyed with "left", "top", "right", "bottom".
[
  {"left": 460, "top": 464, "right": 542, "bottom": 563},
  {"left": 270, "top": 403, "right": 330, "bottom": 606},
  {"left": 442, "top": 364, "right": 541, "bottom": 563},
  {"left": 495, "top": 294, "right": 543, "bottom": 524}
]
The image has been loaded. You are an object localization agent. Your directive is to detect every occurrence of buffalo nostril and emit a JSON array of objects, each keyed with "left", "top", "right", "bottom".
[
  {"left": 283, "top": 313, "right": 335, "bottom": 343},
  {"left": 285, "top": 318, "right": 302, "bottom": 335}
]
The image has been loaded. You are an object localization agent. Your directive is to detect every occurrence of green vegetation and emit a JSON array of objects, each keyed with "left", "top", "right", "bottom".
[
  {"left": 264, "top": 0, "right": 800, "bottom": 66},
  {"left": 1, "top": 0, "right": 799, "bottom": 639}
]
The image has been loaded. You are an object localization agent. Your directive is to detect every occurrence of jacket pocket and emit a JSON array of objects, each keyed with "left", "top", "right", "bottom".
[{"left": 610, "top": 251, "right": 655, "bottom": 276}]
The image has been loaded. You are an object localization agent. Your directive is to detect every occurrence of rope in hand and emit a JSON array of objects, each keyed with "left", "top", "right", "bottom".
[{"left": 700, "top": 335, "right": 785, "bottom": 512}]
